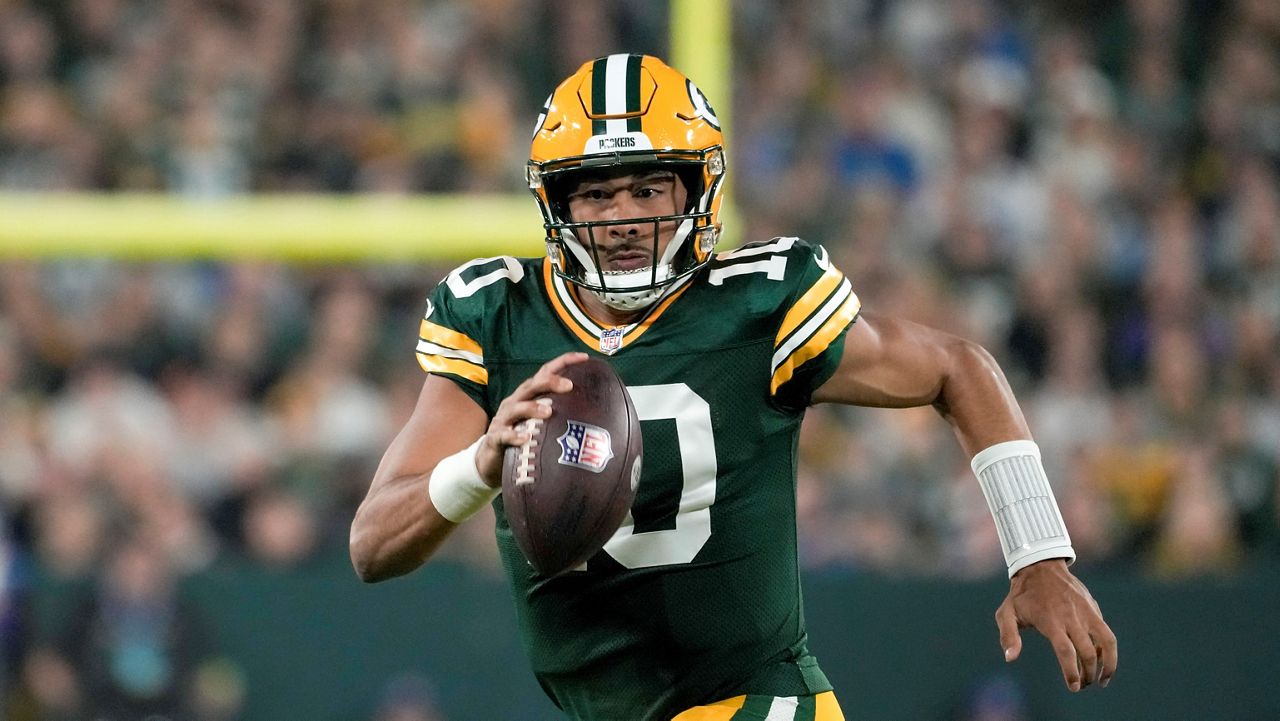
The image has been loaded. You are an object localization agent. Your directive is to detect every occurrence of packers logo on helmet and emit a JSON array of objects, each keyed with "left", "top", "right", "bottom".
[{"left": 528, "top": 54, "right": 726, "bottom": 311}]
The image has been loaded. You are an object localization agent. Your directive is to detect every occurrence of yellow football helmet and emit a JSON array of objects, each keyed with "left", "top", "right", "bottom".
[{"left": 528, "top": 54, "right": 726, "bottom": 311}]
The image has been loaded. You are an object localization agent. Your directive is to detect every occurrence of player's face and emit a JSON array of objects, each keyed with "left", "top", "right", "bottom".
[{"left": 565, "top": 170, "right": 688, "bottom": 272}]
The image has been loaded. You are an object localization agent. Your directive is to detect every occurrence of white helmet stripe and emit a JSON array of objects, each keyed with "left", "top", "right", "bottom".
[{"left": 603, "top": 54, "right": 630, "bottom": 136}]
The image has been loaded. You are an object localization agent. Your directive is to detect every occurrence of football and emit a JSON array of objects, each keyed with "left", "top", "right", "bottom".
[{"left": 501, "top": 357, "right": 643, "bottom": 576}]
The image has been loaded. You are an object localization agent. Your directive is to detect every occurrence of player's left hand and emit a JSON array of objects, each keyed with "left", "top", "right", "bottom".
[{"left": 995, "top": 559, "right": 1117, "bottom": 692}]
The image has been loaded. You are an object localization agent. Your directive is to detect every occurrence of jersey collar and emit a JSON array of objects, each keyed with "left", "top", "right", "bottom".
[{"left": 541, "top": 258, "right": 693, "bottom": 355}]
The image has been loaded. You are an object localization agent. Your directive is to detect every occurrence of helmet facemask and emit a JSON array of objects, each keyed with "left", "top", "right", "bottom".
[{"left": 538, "top": 160, "right": 721, "bottom": 311}]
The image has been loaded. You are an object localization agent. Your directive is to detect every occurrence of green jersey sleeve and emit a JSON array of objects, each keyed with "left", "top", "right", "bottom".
[
  {"left": 763, "top": 238, "right": 862, "bottom": 411},
  {"left": 414, "top": 256, "right": 529, "bottom": 408}
]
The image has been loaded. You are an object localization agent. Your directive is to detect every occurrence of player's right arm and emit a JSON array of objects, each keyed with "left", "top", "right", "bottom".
[
  {"left": 349, "top": 374, "right": 488, "bottom": 582},
  {"left": 350, "top": 354, "right": 585, "bottom": 583}
]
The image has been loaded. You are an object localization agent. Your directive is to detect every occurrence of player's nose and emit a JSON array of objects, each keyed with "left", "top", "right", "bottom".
[
  {"left": 604, "top": 204, "right": 644, "bottom": 238},
  {"left": 606, "top": 219, "right": 642, "bottom": 239}
]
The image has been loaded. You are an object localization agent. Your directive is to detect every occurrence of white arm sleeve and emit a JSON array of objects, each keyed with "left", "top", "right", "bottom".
[{"left": 971, "top": 439, "right": 1076, "bottom": 578}]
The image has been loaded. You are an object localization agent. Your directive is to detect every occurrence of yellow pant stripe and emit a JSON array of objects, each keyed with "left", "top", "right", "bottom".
[
  {"left": 671, "top": 691, "right": 844, "bottom": 721},
  {"left": 670, "top": 694, "right": 747, "bottom": 720},
  {"left": 815, "top": 691, "right": 844, "bottom": 720}
]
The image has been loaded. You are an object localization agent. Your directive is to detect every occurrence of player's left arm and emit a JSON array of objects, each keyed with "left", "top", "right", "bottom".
[{"left": 812, "top": 310, "right": 1118, "bottom": 692}]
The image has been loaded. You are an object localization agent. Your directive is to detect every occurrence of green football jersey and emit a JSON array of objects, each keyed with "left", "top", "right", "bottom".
[{"left": 416, "top": 237, "right": 861, "bottom": 721}]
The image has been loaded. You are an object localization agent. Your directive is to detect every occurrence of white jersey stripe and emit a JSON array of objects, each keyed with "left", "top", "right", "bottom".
[
  {"left": 770, "top": 278, "right": 853, "bottom": 373},
  {"left": 415, "top": 340, "right": 483, "bottom": 366},
  {"left": 552, "top": 270, "right": 606, "bottom": 335}
]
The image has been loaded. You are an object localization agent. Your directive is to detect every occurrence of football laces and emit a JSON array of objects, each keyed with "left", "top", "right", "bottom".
[{"left": 514, "top": 399, "right": 550, "bottom": 485}]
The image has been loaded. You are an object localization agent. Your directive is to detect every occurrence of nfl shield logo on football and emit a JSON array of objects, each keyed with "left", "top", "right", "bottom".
[
  {"left": 557, "top": 420, "right": 614, "bottom": 473},
  {"left": 599, "top": 327, "right": 624, "bottom": 355}
]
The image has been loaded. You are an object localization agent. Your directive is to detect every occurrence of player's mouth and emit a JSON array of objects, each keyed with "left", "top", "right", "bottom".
[{"left": 604, "top": 249, "right": 651, "bottom": 272}]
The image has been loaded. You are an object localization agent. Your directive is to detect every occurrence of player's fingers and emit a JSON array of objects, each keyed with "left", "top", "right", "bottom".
[
  {"left": 532, "top": 352, "right": 589, "bottom": 392},
  {"left": 494, "top": 398, "right": 553, "bottom": 427},
  {"left": 543, "top": 351, "right": 590, "bottom": 374},
  {"left": 1095, "top": 619, "right": 1119, "bottom": 688},
  {"left": 506, "top": 366, "right": 573, "bottom": 409},
  {"left": 522, "top": 354, "right": 588, "bottom": 397},
  {"left": 1047, "top": 629, "right": 1083, "bottom": 692},
  {"left": 1067, "top": 622, "right": 1098, "bottom": 688},
  {"left": 498, "top": 425, "right": 532, "bottom": 447},
  {"left": 487, "top": 399, "right": 551, "bottom": 449},
  {"left": 994, "top": 601, "right": 1022, "bottom": 662}
]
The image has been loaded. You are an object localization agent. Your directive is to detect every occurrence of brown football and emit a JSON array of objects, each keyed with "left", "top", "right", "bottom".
[{"left": 501, "top": 357, "right": 642, "bottom": 576}]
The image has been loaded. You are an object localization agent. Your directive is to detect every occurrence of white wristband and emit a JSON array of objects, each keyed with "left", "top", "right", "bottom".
[
  {"left": 971, "top": 439, "right": 1076, "bottom": 578},
  {"left": 428, "top": 438, "right": 499, "bottom": 523}
]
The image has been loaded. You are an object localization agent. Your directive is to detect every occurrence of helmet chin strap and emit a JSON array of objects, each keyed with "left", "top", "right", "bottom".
[
  {"left": 562, "top": 218, "right": 695, "bottom": 312},
  {"left": 594, "top": 286, "right": 666, "bottom": 311}
]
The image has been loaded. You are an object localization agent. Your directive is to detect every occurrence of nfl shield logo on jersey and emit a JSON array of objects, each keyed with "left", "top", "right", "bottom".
[
  {"left": 600, "top": 327, "right": 624, "bottom": 355},
  {"left": 557, "top": 421, "right": 614, "bottom": 473}
]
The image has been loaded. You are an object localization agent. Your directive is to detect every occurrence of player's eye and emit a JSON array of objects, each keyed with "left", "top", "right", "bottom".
[{"left": 574, "top": 188, "right": 610, "bottom": 201}]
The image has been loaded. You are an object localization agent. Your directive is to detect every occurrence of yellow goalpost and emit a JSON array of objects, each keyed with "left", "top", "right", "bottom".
[{"left": 0, "top": 1, "right": 731, "bottom": 262}]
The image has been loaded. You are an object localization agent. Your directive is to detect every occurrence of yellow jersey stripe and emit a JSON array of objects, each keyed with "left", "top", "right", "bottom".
[
  {"left": 770, "top": 292, "right": 861, "bottom": 394},
  {"left": 418, "top": 319, "right": 483, "bottom": 356},
  {"left": 623, "top": 279, "right": 693, "bottom": 343},
  {"left": 542, "top": 259, "right": 599, "bottom": 347},
  {"left": 776, "top": 264, "right": 844, "bottom": 349},
  {"left": 771, "top": 279, "right": 854, "bottom": 374},
  {"left": 416, "top": 352, "right": 488, "bottom": 385}
]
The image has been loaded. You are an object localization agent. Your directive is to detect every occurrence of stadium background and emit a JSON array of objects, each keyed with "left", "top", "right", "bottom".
[{"left": 1, "top": 1, "right": 1277, "bottom": 719}]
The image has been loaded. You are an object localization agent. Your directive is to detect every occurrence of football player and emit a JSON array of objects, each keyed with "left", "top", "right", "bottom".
[{"left": 351, "top": 54, "right": 1117, "bottom": 721}]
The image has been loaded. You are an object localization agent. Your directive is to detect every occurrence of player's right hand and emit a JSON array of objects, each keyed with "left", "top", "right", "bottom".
[{"left": 475, "top": 352, "right": 589, "bottom": 486}]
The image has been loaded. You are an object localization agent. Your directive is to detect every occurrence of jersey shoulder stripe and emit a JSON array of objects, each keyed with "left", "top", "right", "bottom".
[
  {"left": 775, "top": 263, "right": 843, "bottom": 344},
  {"left": 413, "top": 255, "right": 538, "bottom": 391},
  {"left": 771, "top": 282, "right": 860, "bottom": 393},
  {"left": 416, "top": 317, "right": 488, "bottom": 384},
  {"left": 768, "top": 243, "right": 861, "bottom": 394}
]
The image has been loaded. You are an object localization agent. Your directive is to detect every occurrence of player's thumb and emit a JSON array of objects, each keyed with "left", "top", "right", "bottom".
[{"left": 995, "top": 602, "right": 1021, "bottom": 662}]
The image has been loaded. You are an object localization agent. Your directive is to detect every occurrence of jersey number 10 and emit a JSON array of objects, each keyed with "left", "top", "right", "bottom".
[{"left": 598, "top": 383, "right": 716, "bottom": 569}]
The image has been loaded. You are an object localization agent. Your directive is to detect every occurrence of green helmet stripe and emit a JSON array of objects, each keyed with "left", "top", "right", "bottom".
[
  {"left": 626, "top": 53, "right": 643, "bottom": 133},
  {"left": 591, "top": 56, "right": 609, "bottom": 135}
]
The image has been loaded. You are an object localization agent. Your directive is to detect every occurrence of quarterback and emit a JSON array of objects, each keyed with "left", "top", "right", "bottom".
[{"left": 350, "top": 54, "right": 1117, "bottom": 721}]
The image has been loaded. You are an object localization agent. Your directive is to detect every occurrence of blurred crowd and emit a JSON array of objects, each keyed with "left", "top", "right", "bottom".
[{"left": 1, "top": 0, "right": 1278, "bottom": 719}]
